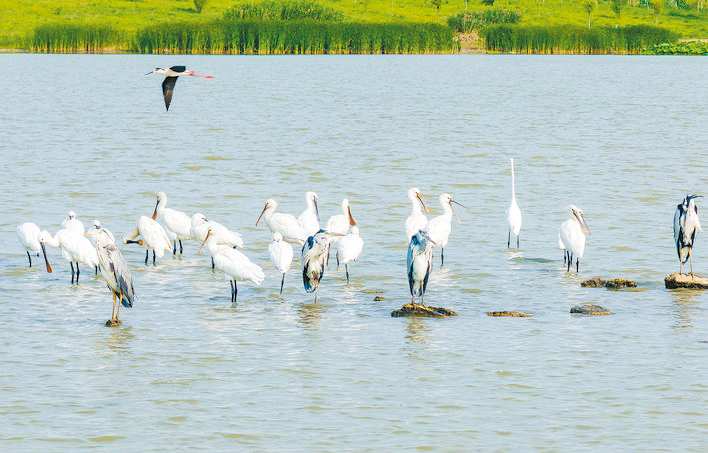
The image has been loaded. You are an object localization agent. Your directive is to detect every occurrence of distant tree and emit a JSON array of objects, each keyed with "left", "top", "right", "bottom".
[
  {"left": 581, "top": 0, "right": 595, "bottom": 28},
  {"left": 428, "top": 0, "right": 444, "bottom": 22},
  {"left": 649, "top": 0, "right": 663, "bottom": 23},
  {"left": 194, "top": 0, "right": 208, "bottom": 13},
  {"left": 611, "top": 0, "right": 624, "bottom": 17}
]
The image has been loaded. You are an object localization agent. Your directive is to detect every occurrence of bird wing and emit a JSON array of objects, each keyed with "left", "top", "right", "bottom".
[
  {"left": 170, "top": 65, "right": 186, "bottom": 73},
  {"left": 106, "top": 244, "right": 134, "bottom": 308},
  {"left": 162, "top": 76, "right": 178, "bottom": 111}
]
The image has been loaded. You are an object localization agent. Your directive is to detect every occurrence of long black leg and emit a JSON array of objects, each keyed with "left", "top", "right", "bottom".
[
  {"left": 76, "top": 264, "right": 80, "bottom": 283},
  {"left": 516, "top": 234, "right": 519, "bottom": 248},
  {"left": 95, "top": 265, "right": 98, "bottom": 275},
  {"left": 345, "top": 264, "right": 350, "bottom": 283},
  {"left": 70, "top": 262, "right": 75, "bottom": 284},
  {"left": 211, "top": 256, "right": 215, "bottom": 270},
  {"left": 280, "top": 273, "right": 285, "bottom": 294},
  {"left": 179, "top": 240, "right": 183, "bottom": 255},
  {"left": 507, "top": 231, "right": 510, "bottom": 248},
  {"left": 576, "top": 258, "right": 579, "bottom": 273},
  {"left": 336, "top": 250, "right": 340, "bottom": 271},
  {"left": 144, "top": 249, "right": 149, "bottom": 265},
  {"left": 230, "top": 280, "right": 235, "bottom": 302},
  {"left": 567, "top": 254, "right": 571, "bottom": 272},
  {"left": 152, "top": 250, "right": 156, "bottom": 264},
  {"left": 173, "top": 240, "right": 177, "bottom": 255},
  {"left": 27, "top": 251, "right": 32, "bottom": 267},
  {"left": 440, "top": 247, "right": 445, "bottom": 268},
  {"left": 234, "top": 280, "right": 238, "bottom": 302}
]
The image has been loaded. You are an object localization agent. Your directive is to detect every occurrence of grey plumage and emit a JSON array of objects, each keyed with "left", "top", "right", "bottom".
[
  {"left": 674, "top": 195, "right": 703, "bottom": 275},
  {"left": 90, "top": 228, "right": 134, "bottom": 322},
  {"left": 302, "top": 229, "right": 332, "bottom": 303},
  {"left": 407, "top": 230, "right": 435, "bottom": 305}
]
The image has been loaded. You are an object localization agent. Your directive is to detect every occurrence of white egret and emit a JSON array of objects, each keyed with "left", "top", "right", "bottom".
[
  {"left": 302, "top": 230, "right": 337, "bottom": 303},
  {"left": 17, "top": 222, "right": 41, "bottom": 267},
  {"left": 426, "top": 193, "right": 469, "bottom": 268},
  {"left": 147, "top": 66, "right": 214, "bottom": 111},
  {"left": 123, "top": 216, "right": 172, "bottom": 265},
  {"left": 154, "top": 191, "right": 192, "bottom": 255},
  {"left": 269, "top": 232, "right": 294, "bottom": 294},
  {"left": 256, "top": 199, "right": 308, "bottom": 245},
  {"left": 337, "top": 226, "right": 364, "bottom": 283},
  {"left": 39, "top": 228, "right": 99, "bottom": 284},
  {"left": 405, "top": 188, "right": 430, "bottom": 243},
  {"left": 61, "top": 210, "right": 85, "bottom": 235},
  {"left": 298, "top": 191, "right": 320, "bottom": 237},
  {"left": 407, "top": 230, "right": 435, "bottom": 305},
  {"left": 86, "top": 228, "right": 134, "bottom": 326},
  {"left": 506, "top": 158, "right": 522, "bottom": 248},
  {"left": 674, "top": 194, "right": 703, "bottom": 276},
  {"left": 199, "top": 228, "right": 264, "bottom": 303},
  {"left": 559, "top": 205, "right": 590, "bottom": 272}
]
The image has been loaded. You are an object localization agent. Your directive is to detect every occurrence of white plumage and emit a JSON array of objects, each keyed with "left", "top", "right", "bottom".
[
  {"left": 257, "top": 199, "right": 308, "bottom": 245},
  {"left": 426, "top": 193, "right": 465, "bottom": 268},
  {"left": 405, "top": 188, "right": 429, "bottom": 242},
  {"left": 39, "top": 228, "right": 99, "bottom": 283},
  {"left": 123, "top": 216, "right": 172, "bottom": 264},
  {"left": 17, "top": 222, "right": 42, "bottom": 267},
  {"left": 506, "top": 158, "right": 522, "bottom": 248},
  {"left": 559, "top": 205, "right": 590, "bottom": 272},
  {"left": 154, "top": 191, "right": 192, "bottom": 255},
  {"left": 337, "top": 226, "right": 364, "bottom": 283},
  {"left": 407, "top": 230, "right": 435, "bottom": 305},
  {"left": 298, "top": 191, "right": 320, "bottom": 237},
  {"left": 61, "top": 210, "right": 85, "bottom": 235},
  {"left": 674, "top": 195, "right": 703, "bottom": 276},
  {"left": 269, "top": 232, "right": 294, "bottom": 294}
]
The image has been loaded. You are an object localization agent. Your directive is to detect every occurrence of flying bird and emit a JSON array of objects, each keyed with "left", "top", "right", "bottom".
[
  {"left": 405, "top": 188, "right": 430, "bottom": 243},
  {"left": 559, "top": 205, "right": 590, "bottom": 272},
  {"left": 147, "top": 66, "right": 214, "bottom": 111},
  {"left": 86, "top": 228, "right": 134, "bottom": 326},
  {"left": 269, "top": 232, "right": 294, "bottom": 294},
  {"left": 506, "top": 158, "right": 522, "bottom": 248},
  {"left": 674, "top": 194, "right": 703, "bottom": 276},
  {"left": 407, "top": 230, "right": 435, "bottom": 305},
  {"left": 337, "top": 226, "right": 364, "bottom": 283}
]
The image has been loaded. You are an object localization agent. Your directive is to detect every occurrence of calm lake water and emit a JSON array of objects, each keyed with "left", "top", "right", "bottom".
[{"left": 2, "top": 53, "right": 708, "bottom": 451}]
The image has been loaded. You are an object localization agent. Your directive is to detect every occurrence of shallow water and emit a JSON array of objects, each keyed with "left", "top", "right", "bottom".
[{"left": 2, "top": 54, "right": 708, "bottom": 451}]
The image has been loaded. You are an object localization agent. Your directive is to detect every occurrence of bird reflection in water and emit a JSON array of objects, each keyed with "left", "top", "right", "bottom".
[
  {"left": 297, "top": 303, "right": 326, "bottom": 330},
  {"left": 95, "top": 326, "right": 135, "bottom": 356},
  {"left": 671, "top": 290, "right": 701, "bottom": 330},
  {"left": 405, "top": 318, "right": 431, "bottom": 345}
]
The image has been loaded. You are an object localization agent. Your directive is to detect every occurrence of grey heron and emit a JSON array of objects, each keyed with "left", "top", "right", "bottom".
[
  {"left": 559, "top": 205, "right": 590, "bottom": 272},
  {"left": 407, "top": 230, "right": 435, "bottom": 305},
  {"left": 506, "top": 158, "right": 522, "bottom": 248},
  {"left": 147, "top": 66, "right": 213, "bottom": 111},
  {"left": 86, "top": 228, "right": 134, "bottom": 326},
  {"left": 674, "top": 194, "right": 703, "bottom": 276},
  {"left": 302, "top": 230, "right": 337, "bottom": 303},
  {"left": 405, "top": 188, "right": 430, "bottom": 243}
]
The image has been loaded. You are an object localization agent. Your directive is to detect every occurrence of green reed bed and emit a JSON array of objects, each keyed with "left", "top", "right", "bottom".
[
  {"left": 133, "top": 20, "right": 457, "bottom": 54},
  {"left": 28, "top": 23, "right": 124, "bottom": 52},
  {"left": 223, "top": 0, "right": 344, "bottom": 21},
  {"left": 644, "top": 40, "right": 708, "bottom": 55},
  {"left": 484, "top": 24, "right": 678, "bottom": 54}
]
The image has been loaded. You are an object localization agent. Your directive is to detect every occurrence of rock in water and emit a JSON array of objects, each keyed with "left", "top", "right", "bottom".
[
  {"left": 105, "top": 319, "right": 122, "bottom": 327},
  {"left": 570, "top": 304, "right": 612, "bottom": 315},
  {"left": 391, "top": 303, "right": 458, "bottom": 318},
  {"left": 581, "top": 277, "right": 607, "bottom": 287},
  {"left": 605, "top": 278, "right": 637, "bottom": 289},
  {"left": 665, "top": 273, "right": 708, "bottom": 289},
  {"left": 487, "top": 311, "right": 532, "bottom": 317}
]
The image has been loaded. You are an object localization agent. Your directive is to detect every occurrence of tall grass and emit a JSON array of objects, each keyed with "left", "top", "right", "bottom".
[
  {"left": 133, "top": 19, "right": 457, "bottom": 54},
  {"left": 447, "top": 8, "right": 522, "bottom": 33},
  {"left": 484, "top": 24, "right": 678, "bottom": 54},
  {"left": 28, "top": 23, "right": 124, "bottom": 52},
  {"left": 223, "top": 0, "right": 344, "bottom": 21}
]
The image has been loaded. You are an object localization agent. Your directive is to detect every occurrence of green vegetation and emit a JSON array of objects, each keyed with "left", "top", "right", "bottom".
[
  {"left": 644, "top": 39, "right": 708, "bottom": 53},
  {"left": 223, "top": 0, "right": 344, "bottom": 21},
  {"left": 447, "top": 8, "right": 522, "bottom": 32},
  {"left": 28, "top": 24, "right": 126, "bottom": 52},
  {"left": 484, "top": 23, "right": 678, "bottom": 53}
]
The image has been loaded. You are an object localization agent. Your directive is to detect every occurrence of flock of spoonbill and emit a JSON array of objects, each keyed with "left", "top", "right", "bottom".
[{"left": 15, "top": 158, "right": 703, "bottom": 323}]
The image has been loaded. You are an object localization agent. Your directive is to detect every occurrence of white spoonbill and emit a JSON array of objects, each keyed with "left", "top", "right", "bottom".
[
  {"left": 87, "top": 220, "right": 115, "bottom": 244},
  {"left": 86, "top": 228, "right": 134, "bottom": 326},
  {"left": 269, "top": 232, "right": 294, "bottom": 294},
  {"left": 123, "top": 216, "right": 172, "bottom": 265},
  {"left": 326, "top": 198, "right": 356, "bottom": 237},
  {"left": 559, "top": 205, "right": 590, "bottom": 272},
  {"left": 39, "top": 228, "right": 99, "bottom": 284},
  {"left": 407, "top": 230, "right": 435, "bottom": 305},
  {"left": 674, "top": 194, "right": 703, "bottom": 276},
  {"left": 337, "top": 226, "right": 364, "bottom": 283},
  {"left": 147, "top": 66, "right": 214, "bottom": 111},
  {"left": 17, "top": 222, "right": 41, "bottom": 267},
  {"left": 426, "top": 193, "right": 470, "bottom": 268},
  {"left": 61, "top": 210, "right": 85, "bottom": 235},
  {"left": 199, "top": 228, "right": 264, "bottom": 303},
  {"left": 153, "top": 191, "right": 192, "bottom": 255},
  {"left": 405, "top": 188, "right": 430, "bottom": 243},
  {"left": 506, "top": 158, "right": 522, "bottom": 248},
  {"left": 190, "top": 213, "right": 244, "bottom": 248},
  {"left": 298, "top": 191, "right": 320, "bottom": 237},
  {"left": 302, "top": 230, "right": 337, "bottom": 303},
  {"left": 256, "top": 199, "right": 308, "bottom": 245}
]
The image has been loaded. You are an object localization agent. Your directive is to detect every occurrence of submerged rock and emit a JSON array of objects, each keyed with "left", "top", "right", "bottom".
[
  {"left": 391, "top": 303, "right": 458, "bottom": 318},
  {"left": 570, "top": 304, "right": 612, "bottom": 315},
  {"left": 105, "top": 319, "right": 122, "bottom": 327},
  {"left": 581, "top": 277, "right": 607, "bottom": 287},
  {"left": 373, "top": 296, "right": 388, "bottom": 301},
  {"left": 487, "top": 311, "right": 532, "bottom": 317},
  {"left": 665, "top": 273, "right": 708, "bottom": 289},
  {"left": 605, "top": 278, "right": 637, "bottom": 289}
]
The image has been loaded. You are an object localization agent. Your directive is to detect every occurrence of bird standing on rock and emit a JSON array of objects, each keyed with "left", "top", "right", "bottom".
[{"left": 674, "top": 194, "right": 703, "bottom": 276}]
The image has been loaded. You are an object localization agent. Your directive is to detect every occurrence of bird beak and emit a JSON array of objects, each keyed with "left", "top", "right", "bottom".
[
  {"left": 417, "top": 193, "right": 430, "bottom": 214},
  {"left": 151, "top": 198, "right": 159, "bottom": 221},
  {"left": 124, "top": 239, "right": 144, "bottom": 246},
  {"left": 348, "top": 206, "right": 356, "bottom": 226},
  {"left": 41, "top": 242, "right": 52, "bottom": 273},
  {"left": 145, "top": 70, "right": 154, "bottom": 75},
  {"left": 314, "top": 199, "right": 320, "bottom": 222},
  {"left": 256, "top": 204, "right": 267, "bottom": 226},
  {"left": 575, "top": 211, "right": 590, "bottom": 235},
  {"left": 451, "top": 200, "right": 471, "bottom": 224},
  {"left": 198, "top": 230, "right": 212, "bottom": 255}
]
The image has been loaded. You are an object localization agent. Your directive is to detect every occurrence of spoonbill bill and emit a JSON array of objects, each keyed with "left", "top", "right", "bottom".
[
  {"left": 154, "top": 191, "right": 192, "bottom": 255},
  {"left": 39, "top": 228, "right": 99, "bottom": 284},
  {"left": 407, "top": 230, "right": 435, "bottom": 305},
  {"left": 199, "top": 228, "right": 264, "bottom": 303},
  {"left": 86, "top": 228, "right": 134, "bottom": 326},
  {"left": 405, "top": 188, "right": 430, "bottom": 243},
  {"left": 147, "top": 66, "right": 213, "bottom": 111},
  {"left": 674, "top": 194, "right": 703, "bottom": 276},
  {"left": 123, "top": 216, "right": 172, "bottom": 265},
  {"left": 506, "top": 158, "right": 522, "bottom": 248},
  {"left": 298, "top": 191, "right": 320, "bottom": 237},
  {"left": 269, "top": 232, "right": 294, "bottom": 294},
  {"left": 256, "top": 199, "right": 308, "bottom": 245},
  {"left": 559, "top": 205, "right": 590, "bottom": 272},
  {"left": 337, "top": 226, "right": 364, "bottom": 283}
]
